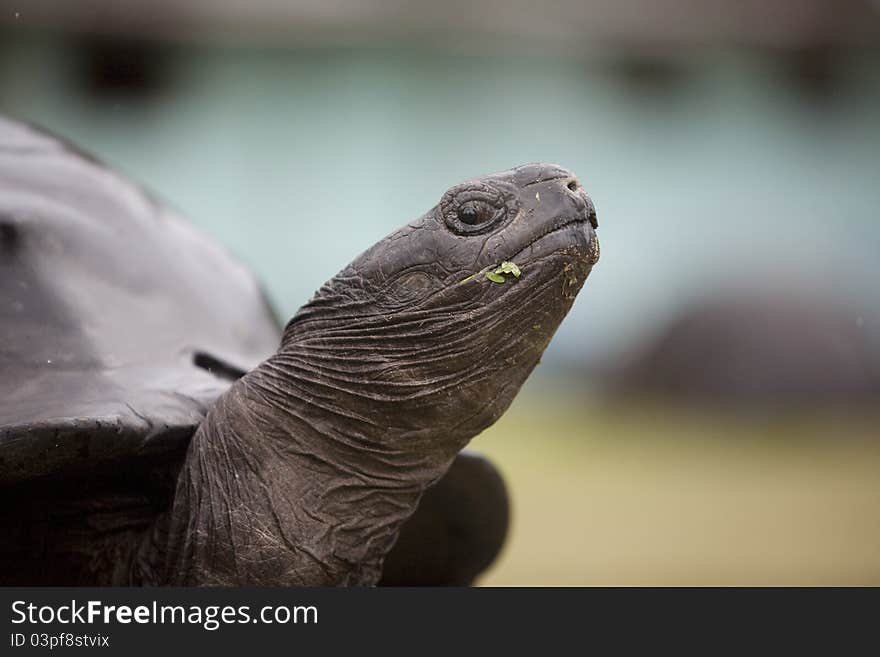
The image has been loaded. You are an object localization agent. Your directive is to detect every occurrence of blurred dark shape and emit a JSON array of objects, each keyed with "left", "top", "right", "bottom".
[
  {"left": 380, "top": 452, "right": 509, "bottom": 586},
  {"left": 778, "top": 43, "right": 846, "bottom": 104},
  {"left": 75, "top": 36, "right": 170, "bottom": 99},
  {"left": 0, "top": 219, "right": 17, "bottom": 252},
  {"left": 1, "top": 0, "right": 878, "bottom": 52},
  {"left": 613, "top": 291, "right": 880, "bottom": 407},
  {"left": 604, "top": 55, "right": 691, "bottom": 99}
]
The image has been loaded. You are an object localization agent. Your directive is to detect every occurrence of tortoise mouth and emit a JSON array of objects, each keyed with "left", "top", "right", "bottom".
[{"left": 507, "top": 215, "right": 594, "bottom": 264}]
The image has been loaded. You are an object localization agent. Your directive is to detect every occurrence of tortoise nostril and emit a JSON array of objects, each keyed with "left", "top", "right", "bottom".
[{"left": 566, "top": 180, "right": 579, "bottom": 192}]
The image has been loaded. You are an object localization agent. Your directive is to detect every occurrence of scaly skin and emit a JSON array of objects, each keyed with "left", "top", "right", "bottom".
[{"left": 153, "top": 163, "right": 599, "bottom": 586}]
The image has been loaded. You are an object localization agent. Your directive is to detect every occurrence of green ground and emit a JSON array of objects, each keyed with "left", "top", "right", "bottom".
[{"left": 473, "top": 389, "right": 880, "bottom": 586}]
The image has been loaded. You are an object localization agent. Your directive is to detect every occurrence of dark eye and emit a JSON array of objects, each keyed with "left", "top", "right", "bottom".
[
  {"left": 458, "top": 203, "right": 485, "bottom": 226},
  {"left": 440, "top": 182, "right": 517, "bottom": 235}
]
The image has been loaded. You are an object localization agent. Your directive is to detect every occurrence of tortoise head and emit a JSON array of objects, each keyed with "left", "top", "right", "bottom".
[{"left": 281, "top": 163, "right": 598, "bottom": 454}]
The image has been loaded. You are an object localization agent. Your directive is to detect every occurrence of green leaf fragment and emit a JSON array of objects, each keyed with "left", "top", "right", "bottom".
[
  {"left": 462, "top": 261, "right": 523, "bottom": 285},
  {"left": 496, "top": 261, "right": 522, "bottom": 278},
  {"left": 485, "top": 271, "right": 506, "bottom": 283}
]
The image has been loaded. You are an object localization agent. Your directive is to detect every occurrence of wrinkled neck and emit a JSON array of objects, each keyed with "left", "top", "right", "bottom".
[
  {"left": 160, "top": 350, "right": 461, "bottom": 586},
  {"left": 254, "top": 343, "right": 471, "bottom": 469}
]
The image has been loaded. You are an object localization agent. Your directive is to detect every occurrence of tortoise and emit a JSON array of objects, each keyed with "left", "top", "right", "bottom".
[{"left": 0, "top": 115, "right": 599, "bottom": 586}]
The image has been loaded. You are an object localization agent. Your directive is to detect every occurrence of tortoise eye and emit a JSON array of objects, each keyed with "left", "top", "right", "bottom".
[
  {"left": 440, "top": 182, "right": 517, "bottom": 236},
  {"left": 458, "top": 203, "right": 488, "bottom": 226}
]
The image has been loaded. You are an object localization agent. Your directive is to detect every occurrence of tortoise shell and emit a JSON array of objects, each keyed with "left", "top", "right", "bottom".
[{"left": 0, "top": 116, "right": 281, "bottom": 485}]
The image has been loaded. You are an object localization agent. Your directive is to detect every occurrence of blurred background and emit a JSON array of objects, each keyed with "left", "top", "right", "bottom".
[{"left": 2, "top": 0, "right": 878, "bottom": 584}]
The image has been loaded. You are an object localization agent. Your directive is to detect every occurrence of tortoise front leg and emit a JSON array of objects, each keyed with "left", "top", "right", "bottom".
[{"left": 379, "top": 451, "right": 509, "bottom": 586}]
